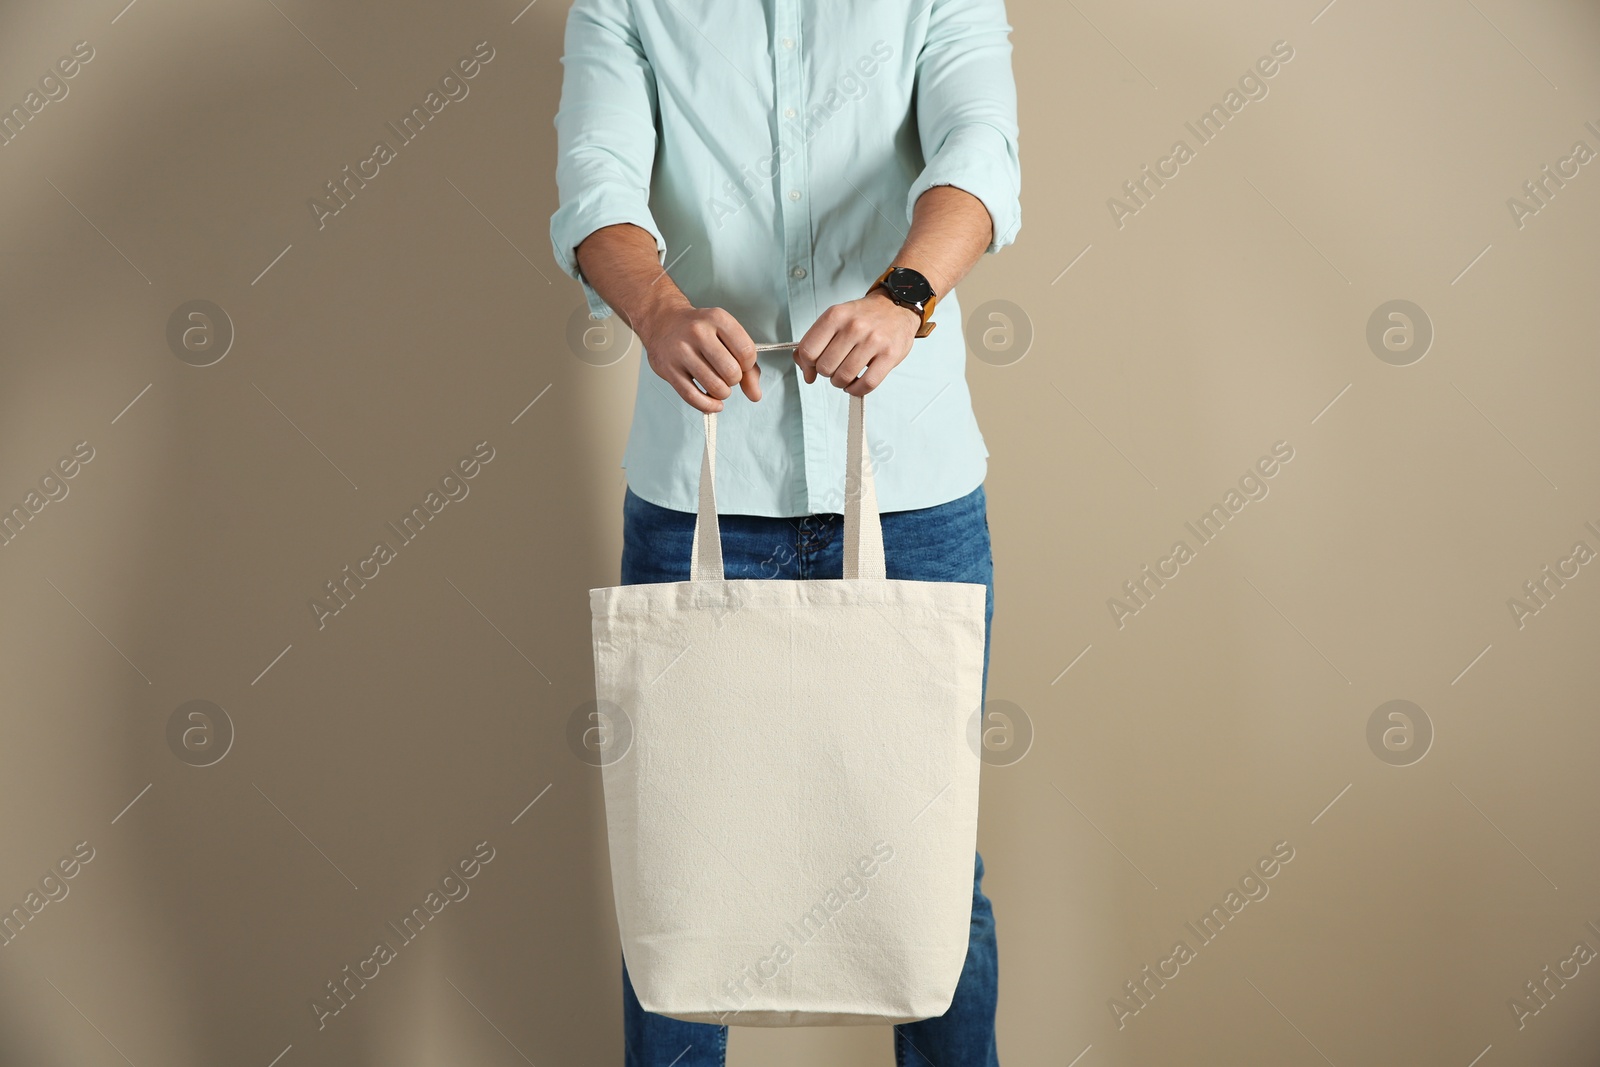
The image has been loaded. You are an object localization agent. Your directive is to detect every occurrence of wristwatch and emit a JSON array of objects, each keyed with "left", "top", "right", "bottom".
[{"left": 867, "top": 266, "right": 939, "bottom": 337}]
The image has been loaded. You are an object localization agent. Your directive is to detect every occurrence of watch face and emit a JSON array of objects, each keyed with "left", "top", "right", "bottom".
[{"left": 884, "top": 267, "right": 934, "bottom": 309}]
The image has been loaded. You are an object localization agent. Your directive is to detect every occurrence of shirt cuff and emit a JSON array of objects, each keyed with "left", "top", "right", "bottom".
[
  {"left": 549, "top": 191, "right": 668, "bottom": 320},
  {"left": 905, "top": 121, "right": 1022, "bottom": 255}
]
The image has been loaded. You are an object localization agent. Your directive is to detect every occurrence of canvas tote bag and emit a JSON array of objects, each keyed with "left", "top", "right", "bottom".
[{"left": 589, "top": 392, "right": 987, "bottom": 1027}]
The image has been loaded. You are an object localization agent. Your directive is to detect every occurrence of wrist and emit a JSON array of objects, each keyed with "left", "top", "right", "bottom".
[
  {"left": 628, "top": 288, "right": 691, "bottom": 340},
  {"left": 866, "top": 287, "right": 922, "bottom": 330}
]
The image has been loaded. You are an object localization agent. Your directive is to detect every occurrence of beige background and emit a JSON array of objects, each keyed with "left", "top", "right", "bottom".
[{"left": 2, "top": 0, "right": 1598, "bottom": 1064}]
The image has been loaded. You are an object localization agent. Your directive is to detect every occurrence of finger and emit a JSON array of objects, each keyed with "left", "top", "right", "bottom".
[
  {"left": 815, "top": 330, "right": 859, "bottom": 383},
  {"left": 830, "top": 340, "right": 878, "bottom": 389},
  {"left": 691, "top": 321, "right": 743, "bottom": 386},
  {"left": 844, "top": 356, "right": 889, "bottom": 396},
  {"left": 710, "top": 309, "right": 758, "bottom": 378},
  {"left": 685, "top": 354, "right": 735, "bottom": 401},
  {"left": 795, "top": 311, "right": 842, "bottom": 385},
  {"left": 673, "top": 371, "right": 723, "bottom": 413},
  {"left": 738, "top": 358, "right": 762, "bottom": 403},
  {"left": 707, "top": 310, "right": 762, "bottom": 402},
  {"left": 793, "top": 347, "right": 819, "bottom": 385}
]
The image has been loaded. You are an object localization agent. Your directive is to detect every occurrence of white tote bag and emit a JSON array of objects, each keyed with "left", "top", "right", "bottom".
[{"left": 589, "top": 392, "right": 986, "bottom": 1027}]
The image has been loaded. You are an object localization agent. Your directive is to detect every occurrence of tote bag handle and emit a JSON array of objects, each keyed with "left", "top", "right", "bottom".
[{"left": 690, "top": 392, "right": 886, "bottom": 582}]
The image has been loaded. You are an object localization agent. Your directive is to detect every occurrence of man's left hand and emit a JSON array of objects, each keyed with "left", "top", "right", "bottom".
[{"left": 794, "top": 290, "right": 922, "bottom": 397}]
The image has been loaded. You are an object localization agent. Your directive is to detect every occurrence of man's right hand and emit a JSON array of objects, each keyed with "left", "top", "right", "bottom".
[{"left": 634, "top": 302, "right": 761, "bottom": 414}]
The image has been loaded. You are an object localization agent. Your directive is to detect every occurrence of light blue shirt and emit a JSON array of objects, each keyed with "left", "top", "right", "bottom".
[{"left": 550, "top": 0, "right": 1022, "bottom": 517}]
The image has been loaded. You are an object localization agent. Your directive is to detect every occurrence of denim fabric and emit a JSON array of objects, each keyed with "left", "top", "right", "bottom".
[{"left": 617, "top": 483, "right": 1000, "bottom": 1066}]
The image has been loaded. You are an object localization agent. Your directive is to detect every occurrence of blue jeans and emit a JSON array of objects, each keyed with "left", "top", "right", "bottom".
[{"left": 617, "top": 483, "right": 1001, "bottom": 1067}]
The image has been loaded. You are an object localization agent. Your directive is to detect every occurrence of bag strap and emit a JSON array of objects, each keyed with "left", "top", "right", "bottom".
[
  {"left": 689, "top": 407, "right": 724, "bottom": 581},
  {"left": 689, "top": 392, "right": 885, "bottom": 582}
]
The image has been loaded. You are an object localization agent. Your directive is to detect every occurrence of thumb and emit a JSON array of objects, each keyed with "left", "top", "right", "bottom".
[{"left": 739, "top": 359, "right": 762, "bottom": 402}]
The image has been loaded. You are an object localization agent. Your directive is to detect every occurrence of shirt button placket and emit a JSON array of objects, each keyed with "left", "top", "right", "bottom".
[{"left": 775, "top": 0, "right": 825, "bottom": 514}]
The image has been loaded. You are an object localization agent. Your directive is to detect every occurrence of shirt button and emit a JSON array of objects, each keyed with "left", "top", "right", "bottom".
[
  {"left": 788, "top": 189, "right": 802, "bottom": 201},
  {"left": 784, "top": 107, "right": 797, "bottom": 118},
  {"left": 781, "top": 37, "right": 795, "bottom": 49},
  {"left": 791, "top": 266, "right": 807, "bottom": 279}
]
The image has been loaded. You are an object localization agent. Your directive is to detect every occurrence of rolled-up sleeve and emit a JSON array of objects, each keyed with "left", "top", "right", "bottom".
[
  {"left": 549, "top": 0, "right": 667, "bottom": 319},
  {"left": 904, "top": 0, "right": 1023, "bottom": 254}
]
